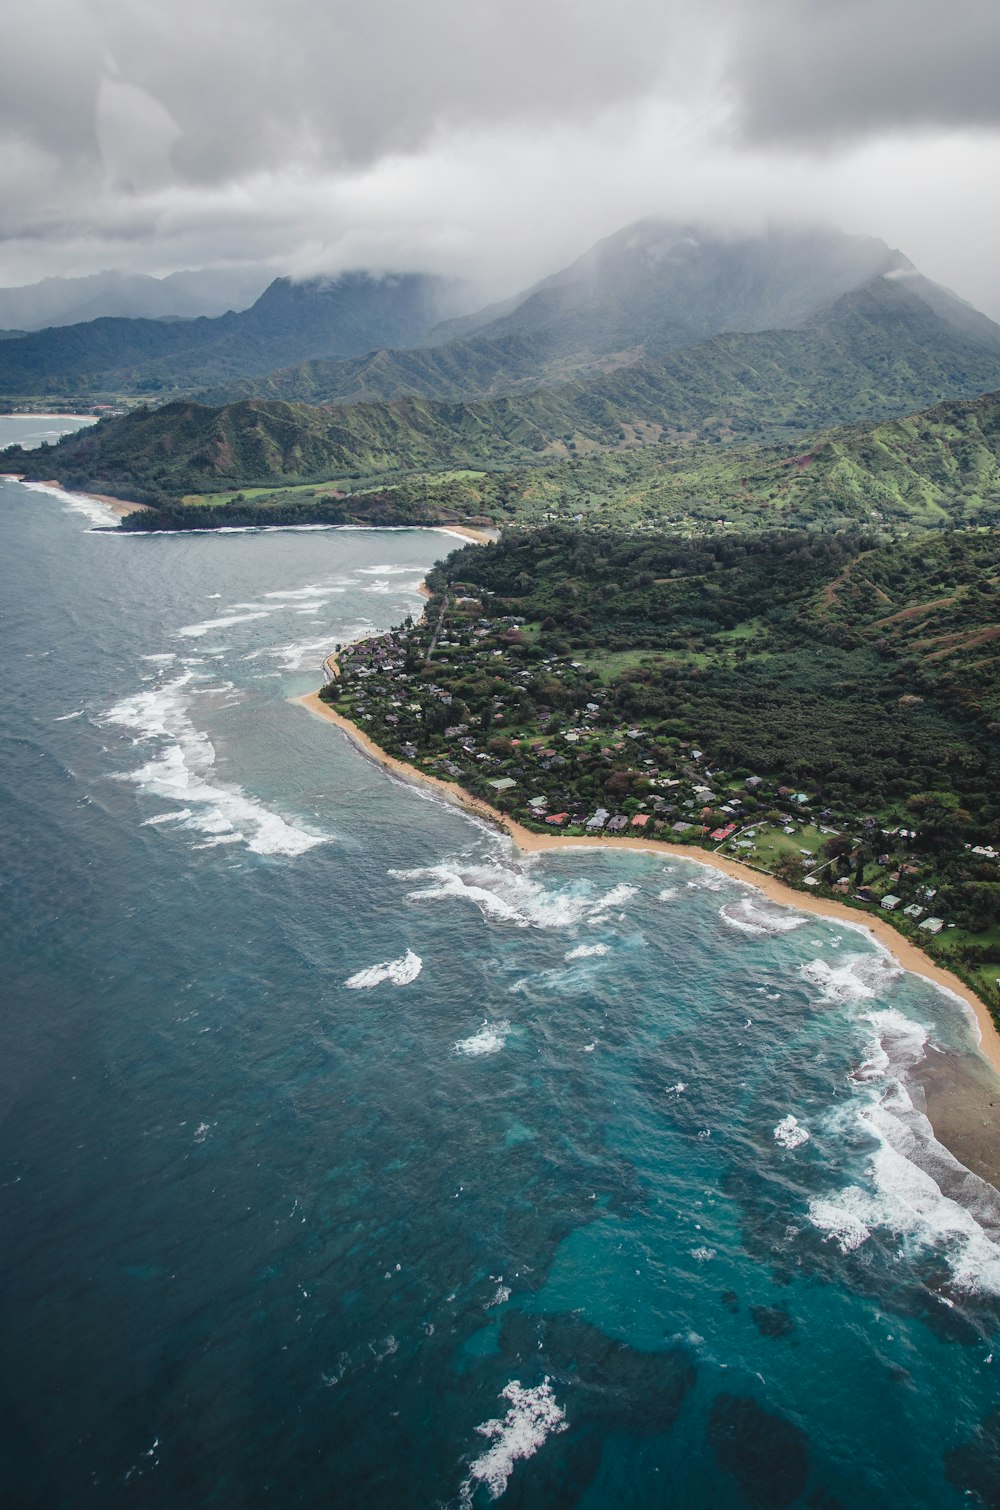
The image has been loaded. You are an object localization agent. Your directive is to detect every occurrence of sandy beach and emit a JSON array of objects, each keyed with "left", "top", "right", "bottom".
[
  {"left": 1, "top": 473, "right": 148, "bottom": 516},
  {"left": 296, "top": 689, "right": 1000, "bottom": 1079},
  {"left": 87, "top": 491, "right": 148, "bottom": 517},
  {"left": 434, "top": 524, "right": 494, "bottom": 544}
]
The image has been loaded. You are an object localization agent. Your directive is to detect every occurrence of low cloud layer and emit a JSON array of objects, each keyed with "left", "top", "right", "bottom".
[{"left": 1, "top": 0, "right": 998, "bottom": 318}]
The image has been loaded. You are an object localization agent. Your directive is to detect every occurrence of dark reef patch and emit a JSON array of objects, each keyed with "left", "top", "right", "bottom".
[{"left": 708, "top": 1393, "right": 809, "bottom": 1509}]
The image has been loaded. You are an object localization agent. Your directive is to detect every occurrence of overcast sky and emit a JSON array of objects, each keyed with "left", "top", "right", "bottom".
[{"left": 3, "top": 0, "right": 1000, "bottom": 315}]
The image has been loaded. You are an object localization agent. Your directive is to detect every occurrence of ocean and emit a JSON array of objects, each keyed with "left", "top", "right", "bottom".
[{"left": 2, "top": 416, "right": 999, "bottom": 1508}]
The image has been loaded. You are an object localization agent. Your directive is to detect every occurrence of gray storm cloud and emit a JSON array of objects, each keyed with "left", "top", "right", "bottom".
[
  {"left": 0, "top": 0, "right": 998, "bottom": 313},
  {"left": 729, "top": 0, "right": 1000, "bottom": 144}
]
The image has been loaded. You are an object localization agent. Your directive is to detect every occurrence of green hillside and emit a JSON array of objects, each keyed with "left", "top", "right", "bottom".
[
  {"left": 201, "top": 277, "right": 1000, "bottom": 440},
  {"left": 8, "top": 383, "right": 1000, "bottom": 543}
]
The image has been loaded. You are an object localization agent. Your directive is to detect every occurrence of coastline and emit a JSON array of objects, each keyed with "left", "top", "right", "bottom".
[
  {"left": 296, "top": 689, "right": 1000, "bottom": 1080},
  {"left": 1, "top": 473, "right": 147, "bottom": 516},
  {"left": 434, "top": 524, "right": 494, "bottom": 544}
]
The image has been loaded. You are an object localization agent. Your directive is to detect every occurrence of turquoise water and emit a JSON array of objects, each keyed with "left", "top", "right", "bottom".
[{"left": 2, "top": 420, "right": 1000, "bottom": 1508}]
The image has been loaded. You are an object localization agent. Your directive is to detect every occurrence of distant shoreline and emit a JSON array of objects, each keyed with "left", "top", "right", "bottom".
[
  {"left": 295, "top": 688, "right": 1000, "bottom": 1078},
  {"left": 0, "top": 473, "right": 148, "bottom": 516}
]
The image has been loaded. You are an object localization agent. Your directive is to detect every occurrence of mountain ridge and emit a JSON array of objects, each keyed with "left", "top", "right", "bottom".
[{"left": 0, "top": 271, "right": 470, "bottom": 398}]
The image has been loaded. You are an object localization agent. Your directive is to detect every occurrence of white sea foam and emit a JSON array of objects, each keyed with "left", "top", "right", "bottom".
[
  {"left": 105, "top": 674, "right": 325, "bottom": 857},
  {"left": 774, "top": 1115, "right": 810, "bottom": 1150},
  {"left": 460, "top": 1379, "right": 567, "bottom": 1504},
  {"left": 720, "top": 897, "right": 808, "bottom": 937},
  {"left": 21, "top": 479, "right": 119, "bottom": 527},
  {"left": 141, "top": 653, "right": 177, "bottom": 665},
  {"left": 344, "top": 949, "right": 422, "bottom": 989},
  {"left": 564, "top": 943, "right": 610, "bottom": 960},
  {"left": 177, "top": 610, "right": 277, "bottom": 637},
  {"left": 807, "top": 1009, "right": 1000, "bottom": 1294},
  {"left": 257, "top": 636, "right": 342, "bottom": 673},
  {"left": 262, "top": 582, "right": 351, "bottom": 601},
  {"left": 54, "top": 709, "right": 84, "bottom": 721},
  {"left": 454, "top": 1019, "right": 511, "bottom": 1056},
  {"left": 393, "top": 857, "right": 638, "bottom": 931},
  {"left": 800, "top": 953, "right": 901, "bottom": 1005}
]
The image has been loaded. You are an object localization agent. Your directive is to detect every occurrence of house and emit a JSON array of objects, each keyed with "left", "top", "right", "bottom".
[
  {"left": 745, "top": 776, "right": 763, "bottom": 790},
  {"left": 545, "top": 813, "right": 569, "bottom": 826},
  {"left": 709, "top": 824, "right": 737, "bottom": 842},
  {"left": 672, "top": 821, "right": 694, "bottom": 834},
  {"left": 607, "top": 816, "right": 629, "bottom": 833},
  {"left": 488, "top": 777, "right": 517, "bottom": 792},
  {"left": 527, "top": 795, "right": 548, "bottom": 812},
  {"left": 919, "top": 916, "right": 944, "bottom": 934},
  {"left": 631, "top": 813, "right": 650, "bottom": 829},
  {"left": 586, "top": 808, "right": 610, "bottom": 831},
  {"left": 881, "top": 895, "right": 901, "bottom": 910},
  {"left": 803, "top": 876, "right": 820, "bottom": 887},
  {"left": 903, "top": 903, "right": 924, "bottom": 918}
]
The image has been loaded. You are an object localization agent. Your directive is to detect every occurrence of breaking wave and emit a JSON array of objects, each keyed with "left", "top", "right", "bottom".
[
  {"left": 392, "top": 856, "right": 638, "bottom": 931},
  {"left": 720, "top": 896, "right": 808, "bottom": 937},
  {"left": 800, "top": 953, "right": 902, "bottom": 1005},
  {"left": 344, "top": 949, "right": 422, "bottom": 989},
  {"left": 453, "top": 1019, "right": 511, "bottom": 1056},
  {"left": 459, "top": 1379, "right": 567, "bottom": 1503},
  {"left": 807, "top": 1008, "right": 1000, "bottom": 1295},
  {"left": 105, "top": 673, "right": 325, "bottom": 857},
  {"left": 774, "top": 1114, "right": 810, "bottom": 1150},
  {"left": 21, "top": 479, "right": 120, "bottom": 528}
]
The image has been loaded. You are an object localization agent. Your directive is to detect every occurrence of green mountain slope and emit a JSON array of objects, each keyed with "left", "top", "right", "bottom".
[
  {"left": 195, "top": 277, "right": 1000, "bottom": 457},
  {"left": 9, "top": 291, "right": 1000, "bottom": 518}
]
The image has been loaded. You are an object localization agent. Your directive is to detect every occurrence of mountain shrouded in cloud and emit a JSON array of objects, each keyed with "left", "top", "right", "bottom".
[
  {"left": 4, "top": 220, "right": 997, "bottom": 407},
  {"left": 7, "top": 218, "right": 1000, "bottom": 509}
]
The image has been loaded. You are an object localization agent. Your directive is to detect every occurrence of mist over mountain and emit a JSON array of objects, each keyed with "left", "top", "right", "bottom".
[
  {"left": 0, "top": 271, "right": 471, "bottom": 397},
  {"left": 202, "top": 218, "right": 1000, "bottom": 410},
  {"left": 436, "top": 220, "right": 912, "bottom": 353},
  {"left": 0, "top": 267, "right": 273, "bottom": 333}
]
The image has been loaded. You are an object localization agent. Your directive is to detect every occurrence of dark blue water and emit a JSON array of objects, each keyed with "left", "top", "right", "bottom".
[{"left": 2, "top": 423, "right": 1000, "bottom": 1508}]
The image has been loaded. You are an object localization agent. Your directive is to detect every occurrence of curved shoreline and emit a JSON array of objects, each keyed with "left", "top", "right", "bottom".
[
  {"left": 296, "top": 689, "right": 1000, "bottom": 1077},
  {"left": 1, "top": 473, "right": 147, "bottom": 516}
]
